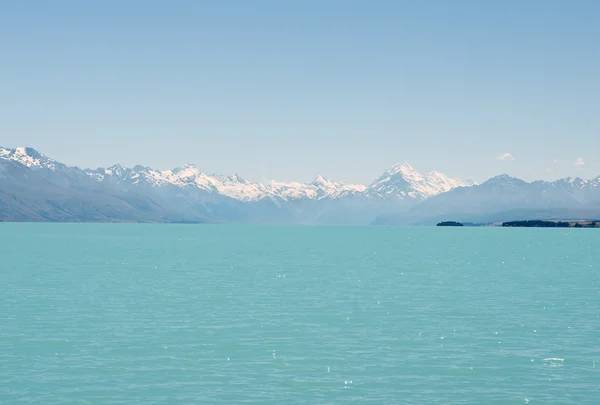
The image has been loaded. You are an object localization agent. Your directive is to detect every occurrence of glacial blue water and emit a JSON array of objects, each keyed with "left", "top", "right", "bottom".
[{"left": 1, "top": 224, "right": 599, "bottom": 404}]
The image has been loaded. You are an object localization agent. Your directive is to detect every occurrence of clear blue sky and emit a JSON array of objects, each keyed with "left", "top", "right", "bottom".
[{"left": 2, "top": 0, "right": 599, "bottom": 184}]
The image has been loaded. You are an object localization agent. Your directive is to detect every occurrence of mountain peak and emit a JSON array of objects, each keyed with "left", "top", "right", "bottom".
[
  {"left": 366, "top": 162, "right": 467, "bottom": 200},
  {"left": 218, "top": 173, "right": 247, "bottom": 184},
  {"left": 310, "top": 174, "right": 330, "bottom": 185},
  {"left": 15, "top": 146, "right": 44, "bottom": 158},
  {"left": 389, "top": 161, "right": 416, "bottom": 173},
  {"left": 485, "top": 174, "right": 523, "bottom": 183},
  {"left": 480, "top": 174, "right": 530, "bottom": 189},
  {"left": 171, "top": 163, "right": 200, "bottom": 176},
  {"left": 384, "top": 161, "right": 425, "bottom": 183},
  {"left": 0, "top": 146, "right": 60, "bottom": 171},
  {"left": 105, "top": 164, "right": 128, "bottom": 177}
]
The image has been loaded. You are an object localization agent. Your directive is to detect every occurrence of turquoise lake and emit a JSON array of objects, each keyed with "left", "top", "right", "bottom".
[{"left": 1, "top": 224, "right": 599, "bottom": 404}]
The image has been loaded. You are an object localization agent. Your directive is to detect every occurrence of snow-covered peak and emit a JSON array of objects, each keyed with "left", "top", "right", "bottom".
[
  {"left": 309, "top": 175, "right": 337, "bottom": 195},
  {"left": 425, "top": 171, "right": 470, "bottom": 192},
  {"left": 305, "top": 175, "right": 366, "bottom": 199},
  {"left": 218, "top": 174, "right": 247, "bottom": 184},
  {"left": 387, "top": 162, "right": 423, "bottom": 179},
  {"left": 366, "top": 162, "right": 468, "bottom": 200},
  {"left": 389, "top": 161, "right": 414, "bottom": 171},
  {"left": 268, "top": 181, "right": 318, "bottom": 200},
  {"left": 477, "top": 175, "right": 600, "bottom": 193},
  {"left": 310, "top": 174, "right": 329, "bottom": 186},
  {"left": 0, "top": 146, "right": 62, "bottom": 171},
  {"left": 84, "top": 160, "right": 370, "bottom": 202},
  {"left": 550, "top": 176, "right": 597, "bottom": 191},
  {"left": 565, "top": 177, "right": 586, "bottom": 185},
  {"left": 105, "top": 164, "right": 127, "bottom": 176}
]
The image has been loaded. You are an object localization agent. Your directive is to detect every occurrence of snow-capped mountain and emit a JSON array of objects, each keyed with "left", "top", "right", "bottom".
[
  {"left": 0, "top": 146, "right": 64, "bottom": 171},
  {"left": 84, "top": 163, "right": 368, "bottom": 202},
  {"left": 0, "top": 146, "right": 465, "bottom": 204},
  {"left": 546, "top": 176, "right": 600, "bottom": 205},
  {"left": 375, "top": 174, "right": 600, "bottom": 225},
  {"left": 19, "top": 144, "right": 600, "bottom": 225},
  {"left": 83, "top": 159, "right": 464, "bottom": 202},
  {"left": 308, "top": 175, "right": 367, "bottom": 199},
  {"left": 86, "top": 159, "right": 467, "bottom": 201},
  {"left": 365, "top": 162, "right": 471, "bottom": 200},
  {"left": 0, "top": 145, "right": 473, "bottom": 223}
]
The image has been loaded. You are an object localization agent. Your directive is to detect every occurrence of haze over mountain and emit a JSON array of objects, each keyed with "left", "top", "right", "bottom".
[
  {"left": 3, "top": 146, "right": 600, "bottom": 225},
  {"left": 374, "top": 174, "right": 600, "bottom": 225},
  {"left": 1, "top": 146, "right": 472, "bottom": 224},
  {"left": 2, "top": 146, "right": 599, "bottom": 225}
]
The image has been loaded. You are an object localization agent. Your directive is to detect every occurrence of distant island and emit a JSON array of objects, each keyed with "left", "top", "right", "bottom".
[
  {"left": 437, "top": 221, "right": 464, "bottom": 227},
  {"left": 502, "top": 220, "right": 599, "bottom": 228}
]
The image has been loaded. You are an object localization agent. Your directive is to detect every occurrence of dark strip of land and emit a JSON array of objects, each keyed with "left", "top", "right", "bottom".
[{"left": 502, "top": 220, "right": 599, "bottom": 228}]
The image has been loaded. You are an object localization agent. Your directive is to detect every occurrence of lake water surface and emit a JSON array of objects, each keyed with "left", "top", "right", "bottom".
[{"left": 1, "top": 224, "right": 599, "bottom": 404}]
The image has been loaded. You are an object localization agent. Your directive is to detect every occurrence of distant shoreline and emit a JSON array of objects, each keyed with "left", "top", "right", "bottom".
[
  {"left": 0, "top": 220, "right": 599, "bottom": 228},
  {"left": 502, "top": 220, "right": 599, "bottom": 228},
  {"left": 436, "top": 220, "right": 600, "bottom": 228}
]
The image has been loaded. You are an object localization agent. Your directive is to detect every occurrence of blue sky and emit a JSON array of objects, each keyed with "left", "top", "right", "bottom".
[{"left": 1, "top": 0, "right": 599, "bottom": 184}]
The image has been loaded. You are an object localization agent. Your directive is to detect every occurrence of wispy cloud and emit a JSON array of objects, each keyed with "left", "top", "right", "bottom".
[
  {"left": 552, "top": 159, "right": 559, "bottom": 164},
  {"left": 496, "top": 153, "right": 515, "bottom": 161},
  {"left": 573, "top": 157, "right": 585, "bottom": 167}
]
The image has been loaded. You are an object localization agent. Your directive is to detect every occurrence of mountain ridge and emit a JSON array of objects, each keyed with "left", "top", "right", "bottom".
[
  {"left": 374, "top": 173, "right": 600, "bottom": 225},
  {"left": 0, "top": 146, "right": 469, "bottom": 203},
  {"left": 2, "top": 145, "right": 599, "bottom": 225}
]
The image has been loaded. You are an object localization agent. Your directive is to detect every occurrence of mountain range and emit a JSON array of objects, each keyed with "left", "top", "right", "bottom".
[
  {"left": 374, "top": 174, "right": 600, "bottom": 225},
  {"left": 1, "top": 146, "right": 599, "bottom": 224}
]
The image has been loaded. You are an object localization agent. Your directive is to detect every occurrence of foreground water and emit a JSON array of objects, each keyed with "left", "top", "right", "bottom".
[{"left": 1, "top": 224, "right": 599, "bottom": 404}]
